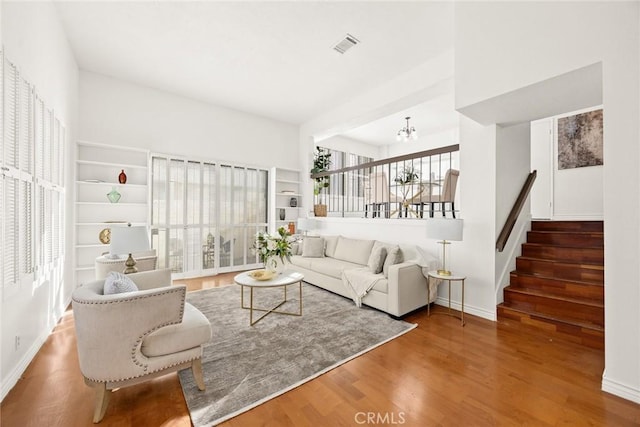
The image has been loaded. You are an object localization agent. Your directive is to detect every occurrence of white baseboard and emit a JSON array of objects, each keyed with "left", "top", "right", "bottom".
[
  {"left": 434, "top": 297, "right": 496, "bottom": 321},
  {"left": 602, "top": 375, "right": 640, "bottom": 404}
]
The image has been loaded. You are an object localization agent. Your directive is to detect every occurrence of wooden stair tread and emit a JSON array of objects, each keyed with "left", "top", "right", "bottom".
[
  {"left": 531, "top": 220, "right": 603, "bottom": 232},
  {"left": 511, "top": 270, "right": 603, "bottom": 287},
  {"left": 498, "top": 302, "right": 604, "bottom": 332},
  {"left": 524, "top": 242, "right": 604, "bottom": 250},
  {"left": 504, "top": 286, "right": 604, "bottom": 307},
  {"left": 516, "top": 256, "right": 604, "bottom": 271}
]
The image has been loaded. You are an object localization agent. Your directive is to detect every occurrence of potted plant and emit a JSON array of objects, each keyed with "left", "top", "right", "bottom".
[{"left": 310, "top": 146, "right": 331, "bottom": 217}]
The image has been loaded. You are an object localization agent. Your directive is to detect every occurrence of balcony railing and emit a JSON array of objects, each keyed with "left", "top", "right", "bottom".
[{"left": 311, "top": 144, "right": 460, "bottom": 219}]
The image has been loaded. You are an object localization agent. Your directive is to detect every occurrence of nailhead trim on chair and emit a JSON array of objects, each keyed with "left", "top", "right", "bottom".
[
  {"left": 84, "top": 354, "right": 202, "bottom": 384},
  {"left": 73, "top": 287, "right": 188, "bottom": 383}
]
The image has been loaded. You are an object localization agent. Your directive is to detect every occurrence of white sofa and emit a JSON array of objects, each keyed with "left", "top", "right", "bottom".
[{"left": 286, "top": 235, "right": 437, "bottom": 317}]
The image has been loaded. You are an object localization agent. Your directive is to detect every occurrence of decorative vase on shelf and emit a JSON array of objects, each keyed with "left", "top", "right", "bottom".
[
  {"left": 279, "top": 208, "right": 286, "bottom": 221},
  {"left": 107, "top": 187, "right": 121, "bottom": 203},
  {"left": 118, "top": 169, "right": 127, "bottom": 184}
]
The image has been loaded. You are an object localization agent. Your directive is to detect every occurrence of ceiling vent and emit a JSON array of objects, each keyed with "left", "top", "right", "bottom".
[{"left": 333, "top": 34, "right": 360, "bottom": 54}]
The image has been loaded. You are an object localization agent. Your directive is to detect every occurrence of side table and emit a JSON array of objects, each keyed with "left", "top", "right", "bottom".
[{"left": 427, "top": 270, "right": 466, "bottom": 326}]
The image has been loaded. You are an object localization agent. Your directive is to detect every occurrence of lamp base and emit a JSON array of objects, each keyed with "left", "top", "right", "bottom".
[
  {"left": 123, "top": 253, "right": 138, "bottom": 274},
  {"left": 437, "top": 269, "right": 452, "bottom": 276}
]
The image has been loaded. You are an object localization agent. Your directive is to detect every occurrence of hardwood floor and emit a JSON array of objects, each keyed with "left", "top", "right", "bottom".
[{"left": 2, "top": 273, "right": 639, "bottom": 426}]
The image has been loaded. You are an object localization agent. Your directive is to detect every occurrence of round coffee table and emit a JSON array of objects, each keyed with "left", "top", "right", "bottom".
[{"left": 234, "top": 270, "right": 304, "bottom": 326}]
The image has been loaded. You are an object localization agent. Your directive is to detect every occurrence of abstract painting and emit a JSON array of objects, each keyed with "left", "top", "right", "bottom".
[{"left": 557, "top": 109, "right": 603, "bottom": 170}]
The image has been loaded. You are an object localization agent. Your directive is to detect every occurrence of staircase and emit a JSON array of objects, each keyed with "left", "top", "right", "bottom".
[{"left": 497, "top": 221, "right": 604, "bottom": 349}]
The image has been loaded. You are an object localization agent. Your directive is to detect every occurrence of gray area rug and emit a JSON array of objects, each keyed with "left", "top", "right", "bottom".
[{"left": 178, "top": 282, "right": 416, "bottom": 426}]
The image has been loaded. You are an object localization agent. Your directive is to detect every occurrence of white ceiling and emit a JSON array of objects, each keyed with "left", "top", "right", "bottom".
[
  {"left": 342, "top": 93, "right": 458, "bottom": 146},
  {"left": 54, "top": 1, "right": 455, "bottom": 129}
]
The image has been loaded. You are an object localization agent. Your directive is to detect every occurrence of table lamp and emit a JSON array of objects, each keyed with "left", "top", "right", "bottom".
[
  {"left": 426, "top": 218, "right": 463, "bottom": 276},
  {"left": 109, "top": 225, "right": 151, "bottom": 274},
  {"left": 297, "top": 217, "right": 317, "bottom": 236}
]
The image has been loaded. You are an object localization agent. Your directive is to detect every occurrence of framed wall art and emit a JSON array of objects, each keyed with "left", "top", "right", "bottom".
[{"left": 557, "top": 108, "right": 603, "bottom": 170}]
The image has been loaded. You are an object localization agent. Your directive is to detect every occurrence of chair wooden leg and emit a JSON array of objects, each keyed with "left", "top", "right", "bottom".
[
  {"left": 192, "top": 358, "right": 206, "bottom": 391},
  {"left": 92, "top": 382, "right": 110, "bottom": 423},
  {"left": 429, "top": 202, "right": 435, "bottom": 218},
  {"left": 451, "top": 202, "right": 456, "bottom": 218}
]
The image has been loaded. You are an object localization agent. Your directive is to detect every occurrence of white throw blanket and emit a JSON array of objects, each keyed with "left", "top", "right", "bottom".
[{"left": 341, "top": 268, "right": 385, "bottom": 307}]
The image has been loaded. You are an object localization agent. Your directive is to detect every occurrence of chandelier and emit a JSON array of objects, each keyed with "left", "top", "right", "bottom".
[{"left": 396, "top": 116, "right": 418, "bottom": 142}]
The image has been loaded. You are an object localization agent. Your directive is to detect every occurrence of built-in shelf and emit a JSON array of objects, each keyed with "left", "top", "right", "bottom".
[
  {"left": 74, "top": 141, "right": 150, "bottom": 284},
  {"left": 269, "top": 167, "right": 303, "bottom": 233}
]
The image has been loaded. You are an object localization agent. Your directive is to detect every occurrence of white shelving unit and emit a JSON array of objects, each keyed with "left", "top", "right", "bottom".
[
  {"left": 269, "top": 167, "right": 303, "bottom": 234},
  {"left": 74, "top": 141, "right": 150, "bottom": 285}
]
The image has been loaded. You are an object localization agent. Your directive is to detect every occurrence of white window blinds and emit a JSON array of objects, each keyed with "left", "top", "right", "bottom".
[{"left": 1, "top": 50, "right": 65, "bottom": 292}]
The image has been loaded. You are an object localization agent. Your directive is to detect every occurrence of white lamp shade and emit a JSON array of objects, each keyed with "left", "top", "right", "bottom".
[
  {"left": 109, "top": 226, "right": 150, "bottom": 257},
  {"left": 426, "top": 218, "right": 463, "bottom": 241},
  {"left": 297, "top": 217, "right": 316, "bottom": 232}
]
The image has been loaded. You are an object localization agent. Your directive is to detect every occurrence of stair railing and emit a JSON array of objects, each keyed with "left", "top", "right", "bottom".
[{"left": 496, "top": 170, "right": 537, "bottom": 252}]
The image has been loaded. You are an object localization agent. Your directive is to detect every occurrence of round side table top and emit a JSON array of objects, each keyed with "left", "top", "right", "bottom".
[
  {"left": 427, "top": 270, "right": 466, "bottom": 281},
  {"left": 234, "top": 270, "right": 304, "bottom": 288}
]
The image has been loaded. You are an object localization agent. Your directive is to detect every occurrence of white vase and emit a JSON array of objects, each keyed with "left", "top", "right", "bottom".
[{"left": 265, "top": 256, "right": 285, "bottom": 275}]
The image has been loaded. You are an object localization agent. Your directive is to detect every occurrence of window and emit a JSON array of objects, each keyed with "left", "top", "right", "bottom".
[
  {"left": 1, "top": 51, "right": 65, "bottom": 295},
  {"left": 151, "top": 155, "right": 267, "bottom": 277}
]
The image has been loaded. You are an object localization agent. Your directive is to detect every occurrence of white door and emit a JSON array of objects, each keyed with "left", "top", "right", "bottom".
[{"left": 530, "top": 119, "right": 553, "bottom": 219}]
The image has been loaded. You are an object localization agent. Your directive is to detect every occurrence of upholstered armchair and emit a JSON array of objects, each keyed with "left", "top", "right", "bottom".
[{"left": 72, "top": 268, "right": 212, "bottom": 423}]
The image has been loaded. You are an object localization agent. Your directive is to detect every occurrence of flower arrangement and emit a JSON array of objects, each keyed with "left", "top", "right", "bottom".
[
  {"left": 254, "top": 226, "right": 293, "bottom": 270},
  {"left": 394, "top": 166, "right": 420, "bottom": 185}
]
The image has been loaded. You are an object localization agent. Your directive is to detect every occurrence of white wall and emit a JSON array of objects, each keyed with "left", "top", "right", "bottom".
[
  {"left": 79, "top": 71, "right": 299, "bottom": 170},
  {"left": 456, "top": 117, "right": 498, "bottom": 319},
  {"left": 495, "top": 122, "right": 531, "bottom": 303},
  {"left": 455, "top": 1, "right": 640, "bottom": 403},
  {"left": 531, "top": 111, "right": 604, "bottom": 220},
  {"left": 1, "top": 2, "right": 79, "bottom": 400},
  {"left": 553, "top": 108, "right": 604, "bottom": 219}
]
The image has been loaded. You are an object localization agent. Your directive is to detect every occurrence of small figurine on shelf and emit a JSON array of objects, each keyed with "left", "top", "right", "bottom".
[{"left": 118, "top": 169, "right": 127, "bottom": 184}]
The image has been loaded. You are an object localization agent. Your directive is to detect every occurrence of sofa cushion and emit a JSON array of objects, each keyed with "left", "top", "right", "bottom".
[
  {"left": 324, "top": 235, "right": 339, "bottom": 258},
  {"left": 308, "top": 258, "right": 363, "bottom": 279},
  {"left": 302, "top": 237, "right": 325, "bottom": 257},
  {"left": 141, "top": 303, "right": 212, "bottom": 357},
  {"left": 333, "top": 236, "right": 375, "bottom": 265},
  {"left": 289, "top": 255, "right": 313, "bottom": 269},
  {"left": 103, "top": 271, "right": 138, "bottom": 295},
  {"left": 383, "top": 246, "right": 404, "bottom": 278},
  {"left": 367, "top": 246, "right": 387, "bottom": 274},
  {"left": 372, "top": 277, "right": 388, "bottom": 294}
]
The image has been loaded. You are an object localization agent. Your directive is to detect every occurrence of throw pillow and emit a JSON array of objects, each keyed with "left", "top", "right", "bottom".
[
  {"left": 383, "top": 246, "right": 404, "bottom": 278},
  {"left": 302, "top": 237, "right": 325, "bottom": 258},
  {"left": 367, "top": 246, "right": 387, "bottom": 274},
  {"left": 104, "top": 271, "right": 139, "bottom": 295},
  {"left": 324, "top": 235, "right": 339, "bottom": 257},
  {"left": 290, "top": 241, "right": 302, "bottom": 256}
]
